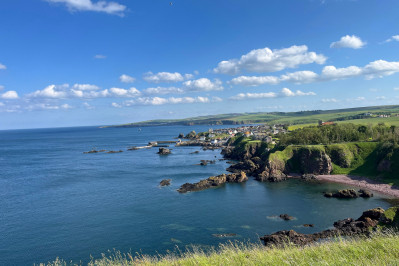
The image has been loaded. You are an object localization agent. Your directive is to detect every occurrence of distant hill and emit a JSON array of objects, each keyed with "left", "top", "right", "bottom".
[{"left": 104, "top": 105, "right": 399, "bottom": 128}]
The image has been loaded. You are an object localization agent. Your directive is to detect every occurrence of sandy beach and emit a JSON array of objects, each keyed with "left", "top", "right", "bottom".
[{"left": 317, "top": 175, "right": 399, "bottom": 198}]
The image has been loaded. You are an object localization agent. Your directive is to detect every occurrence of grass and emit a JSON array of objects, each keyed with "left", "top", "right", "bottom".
[
  {"left": 44, "top": 233, "right": 399, "bottom": 265},
  {"left": 108, "top": 105, "right": 399, "bottom": 127}
]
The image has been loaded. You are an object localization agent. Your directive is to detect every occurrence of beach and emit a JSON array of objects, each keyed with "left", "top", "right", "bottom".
[{"left": 317, "top": 175, "right": 399, "bottom": 198}]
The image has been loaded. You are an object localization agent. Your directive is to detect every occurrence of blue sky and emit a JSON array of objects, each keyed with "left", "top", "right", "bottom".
[{"left": 0, "top": 0, "right": 399, "bottom": 129}]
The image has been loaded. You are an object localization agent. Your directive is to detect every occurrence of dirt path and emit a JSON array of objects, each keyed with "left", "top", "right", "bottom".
[{"left": 316, "top": 175, "right": 399, "bottom": 198}]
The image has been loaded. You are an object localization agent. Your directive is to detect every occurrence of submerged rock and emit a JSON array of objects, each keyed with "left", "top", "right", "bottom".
[
  {"left": 160, "top": 179, "right": 171, "bottom": 186},
  {"left": 107, "top": 150, "right": 123, "bottom": 154},
  {"left": 279, "top": 214, "right": 295, "bottom": 221},
  {"left": 359, "top": 189, "right": 374, "bottom": 198},
  {"left": 303, "top": 224, "right": 314, "bottom": 227}
]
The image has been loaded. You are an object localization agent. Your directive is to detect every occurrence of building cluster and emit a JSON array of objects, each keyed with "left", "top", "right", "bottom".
[{"left": 209, "top": 124, "right": 287, "bottom": 144}]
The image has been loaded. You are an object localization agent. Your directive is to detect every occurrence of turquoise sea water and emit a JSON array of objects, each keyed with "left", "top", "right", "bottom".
[{"left": 0, "top": 125, "right": 393, "bottom": 265}]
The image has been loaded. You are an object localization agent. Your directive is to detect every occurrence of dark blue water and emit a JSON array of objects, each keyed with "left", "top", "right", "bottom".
[{"left": 0, "top": 126, "right": 393, "bottom": 265}]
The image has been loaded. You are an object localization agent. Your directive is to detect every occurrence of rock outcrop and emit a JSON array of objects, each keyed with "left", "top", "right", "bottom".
[
  {"left": 358, "top": 189, "right": 374, "bottom": 198},
  {"left": 260, "top": 208, "right": 385, "bottom": 247},
  {"left": 279, "top": 214, "right": 295, "bottom": 221},
  {"left": 324, "top": 189, "right": 358, "bottom": 198},
  {"left": 157, "top": 148, "right": 171, "bottom": 155},
  {"left": 298, "top": 148, "right": 332, "bottom": 175},
  {"left": 177, "top": 172, "right": 247, "bottom": 193},
  {"left": 160, "top": 179, "right": 171, "bottom": 186}
]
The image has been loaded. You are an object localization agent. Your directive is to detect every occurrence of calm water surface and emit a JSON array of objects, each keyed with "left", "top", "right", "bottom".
[{"left": 0, "top": 125, "right": 393, "bottom": 265}]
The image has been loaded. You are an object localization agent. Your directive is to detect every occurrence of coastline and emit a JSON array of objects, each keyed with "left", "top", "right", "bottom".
[{"left": 316, "top": 174, "right": 399, "bottom": 198}]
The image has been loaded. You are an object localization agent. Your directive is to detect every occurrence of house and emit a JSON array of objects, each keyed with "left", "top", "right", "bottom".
[{"left": 199, "top": 136, "right": 206, "bottom": 141}]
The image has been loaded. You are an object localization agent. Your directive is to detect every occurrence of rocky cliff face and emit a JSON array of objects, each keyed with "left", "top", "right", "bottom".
[{"left": 297, "top": 148, "right": 332, "bottom": 175}]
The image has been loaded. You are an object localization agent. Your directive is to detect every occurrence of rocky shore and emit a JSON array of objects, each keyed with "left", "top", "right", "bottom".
[
  {"left": 260, "top": 207, "right": 390, "bottom": 247},
  {"left": 177, "top": 172, "right": 248, "bottom": 193}
]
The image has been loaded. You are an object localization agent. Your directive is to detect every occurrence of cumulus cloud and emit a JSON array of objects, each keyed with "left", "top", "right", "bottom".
[
  {"left": 330, "top": 35, "right": 366, "bottom": 49},
  {"left": 28, "top": 83, "right": 142, "bottom": 99},
  {"left": 46, "top": 0, "right": 126, "bottom": 16},
  {"left": 279, "top": 71, "right": 319, "bottom": 84},
  {"left": 0, "top": 63, "right": 6, "bottom": 70},
  {"left": 119, "top": 74, "right": 135, "bottom": 83},
  {"left": 213, "top": 45, "right": 326, "bottom": 75},
  {"left": 183, "top": 78, "right": 223, "bottom": 91},
  {"left": 143, "top": 72, "right": 185, "bottom": 83},
  {"left": 384, "top": 35, "right": 399, "bottom": 43},
  {"left": 230, "top": 88, "right": 315, "bottom": 100},
  {"left": 72, "top": 84, "right": 100, "bottom": 91},
  {"left": 26, "top": 103, "right": 73, "bottom": 111},
  {"left": 231, "top": 60, "right": 399, "bottom": 86},
  {"left": 143, "top": 87, "right": 184, "bottom": 95},
  {"left": 117, "top": 96, "right": 220, "bottom": 107},
  {"left": 1, "top": 90, "right": 19, "bottom": 99},
  {"left": 111, "top": 102, "right": 122, "bottom": 108},
  {"left": 230, "top": 76, "right": 280, "bottom": 86}
]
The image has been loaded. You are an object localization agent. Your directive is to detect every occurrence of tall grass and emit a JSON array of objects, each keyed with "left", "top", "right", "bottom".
[{"left": 43, "top": 232, "right": 399, "bottom": 265}]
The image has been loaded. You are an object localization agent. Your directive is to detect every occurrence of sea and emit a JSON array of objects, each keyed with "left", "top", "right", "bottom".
[{"left": 0, "top": 125, "right": 394, "bottom": 265}]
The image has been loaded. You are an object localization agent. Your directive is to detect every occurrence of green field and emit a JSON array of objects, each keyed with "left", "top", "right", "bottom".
[{"left": 106, "top": 105, "right": 399, "bottom": 128}]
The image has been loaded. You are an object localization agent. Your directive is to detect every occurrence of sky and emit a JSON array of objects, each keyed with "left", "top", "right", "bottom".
[{"left": 0, "top": 0, "right": 399, "bottom": 129}]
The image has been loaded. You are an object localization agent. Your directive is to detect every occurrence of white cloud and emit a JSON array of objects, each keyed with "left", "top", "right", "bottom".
[
  {"left": 230, "top": 75, "right": 280, "bottom": 86},
  {"left": 230, "top": 92, "right": 277, "bottom": 100},
  {"left": 111, "top": 102, "right": 122, "bottom": 108},
  {"left": 0, "top": 102, "right": 4, "bottom": 106},
  {"left": 321, "top": 98, "right": 338, "bottom": 103},
  {"left": 355, "top": 96, "right": 366, "bottom": 101},
  {"left": 119, "top": 74, "right": 135, "bottom": 83},
  {"left": 394, "top": 87, "right": 399, "bottom": 91},
  {"left": 120, "top": 96, "right": 216, "bottom": 106},
  {"left": 143, "top": 86, "right": 184, "bottom": 95},
  {"left": 83, "top": 102, "right": 95, "bottom": 109},
  {"left": 29, "top": 84, "right": 69, "bottom": 98},
  {"left": 72, "top": 84, "right": 100, "bottom": 91},
  {"left": 26, "top": 103, "right": 73, "bottom": 111},
  {"left": 1, "top": 90, "right": 19, "bottom": 99},
  {"left": 184, "top": 73, "right": 194, "bottom": 80},
  {"left": 28, "top": 84, "right": 142, "bottom": 99},
  {"left": 143, "top": 72, "right": 184, "bottom": 83},
  {"left": 0, "top": 63, "right": 6, "bottom": 70},
  {"left": 109, "top": 87, "right": 141, "bottom": 97},
  {"left": 232, "top": 59, "right": 399, "bottom": 87},
  {"left": 183, "top": 78, "right": 223, "bottom": 91},
  {"left": 376, "top": 96, "right": 386, "bottom": 100},
  {"left": 211, "top": 96, "right": 223, "bottom": 102},
  {"left": 384, "top": 35, "right": 399, "bottom": 43},
  {"left": 46, "top": 0, "right": 126, "bottom": 16},
  {"left": 321, "top": 65, "right": 363, "bottom": 80},
  {"left": 279, "top": 71, "right": 319, "bottom": 84},
  {"left": 0, "top": 85, "right": 4, "bottom": 91},
  {"left": 230, "top": 88, "right": 315, "bottom": 100},
  {"left": 94, "top": 54, "right": 106, "bottom": 59},
  {"left": 330, "top": 35, "right": 366, "bottom": 49},
  {"left": 213, "top": 45, "right": 326, "bottom": 75}
]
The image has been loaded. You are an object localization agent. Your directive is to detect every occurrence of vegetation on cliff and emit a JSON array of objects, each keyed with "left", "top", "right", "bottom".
[{"left": 46, "top": 232, "right": 399, "bottom": 265}]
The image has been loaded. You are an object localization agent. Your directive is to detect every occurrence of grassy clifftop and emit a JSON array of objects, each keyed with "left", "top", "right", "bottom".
[{"left": 47, "top": 233, "right": 399, "bottom": 265}]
